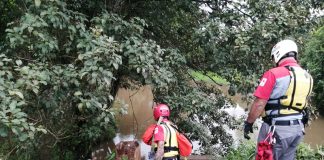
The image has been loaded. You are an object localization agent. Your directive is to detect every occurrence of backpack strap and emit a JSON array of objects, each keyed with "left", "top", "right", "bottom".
[{"left": 169, "top": 124, "right": 193, "bottom": 148}]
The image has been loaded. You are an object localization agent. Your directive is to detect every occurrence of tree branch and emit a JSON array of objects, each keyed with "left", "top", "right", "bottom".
[{"left": 232, "top": 3, "right": 256, "bottom": 23}]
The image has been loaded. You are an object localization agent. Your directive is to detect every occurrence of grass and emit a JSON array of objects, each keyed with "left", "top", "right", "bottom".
[{"left": 189, "top": 70, "right": 229, "bottom": 85}]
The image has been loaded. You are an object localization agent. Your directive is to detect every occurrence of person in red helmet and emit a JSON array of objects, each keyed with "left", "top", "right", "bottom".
[{"left": 152, "top": 103, "right": 179, "bottom": 160}]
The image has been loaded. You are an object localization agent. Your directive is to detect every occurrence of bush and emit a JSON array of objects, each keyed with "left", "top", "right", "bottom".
[
  {"left": 301, "top": 26, "right": 324, "bottom": 115},
  {"left": 225, "top": 141, "right": 255, "bottom": 160},
  {"left": 297, "top": 143, "right": 324, "bottom": 160}
]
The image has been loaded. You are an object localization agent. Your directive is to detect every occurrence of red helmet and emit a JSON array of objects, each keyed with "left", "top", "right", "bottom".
[{"left": 153, "top": 103, "right": 170, "bottom": 120}]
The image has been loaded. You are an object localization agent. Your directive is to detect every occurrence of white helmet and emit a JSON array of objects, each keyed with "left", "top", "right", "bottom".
[{"left": 271, "top": 39, "right": 298, "bottom": 63}]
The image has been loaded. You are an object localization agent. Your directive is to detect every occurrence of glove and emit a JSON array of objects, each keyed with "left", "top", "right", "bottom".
[
  {"left": 302, "top": 109, "right": 310, "bottom": 127},
  {"left": 244, "top": 121, "right": 254, "bottom": 140}
]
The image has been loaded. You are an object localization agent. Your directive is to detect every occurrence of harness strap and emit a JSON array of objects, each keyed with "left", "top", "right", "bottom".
[
  {"left": 154, "top": 146, "right": 179, "bottom": 152},
  {"left": 268, "top": 95, "right": 287, "bottom": 101},
  {"left": 265, "top": 104, "right": 303, "bottom": 113},
  {"left": 169, "top": 124, "right": 193, "bottom": 148},
  {"left": 286, "top": 66, "right": 297, "bottom": 110}
]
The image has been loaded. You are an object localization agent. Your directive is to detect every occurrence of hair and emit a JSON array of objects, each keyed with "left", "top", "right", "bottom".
[{"left": 278, "top": 51, "right": 297, "bottom": 63}]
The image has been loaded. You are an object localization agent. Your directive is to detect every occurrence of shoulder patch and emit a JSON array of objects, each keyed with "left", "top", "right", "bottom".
[
  {"left": 259, "top": 78, "right": 267, "bottom": 86},
  {"left": 154, "top": 127, "right": 159, "bottom": 134}
]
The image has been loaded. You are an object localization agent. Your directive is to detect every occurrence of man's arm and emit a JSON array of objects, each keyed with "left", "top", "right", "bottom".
[
  {"left": 244, "top": 97, "right": 268, "bottom": 139},
  {"left": 246, "top": 98, "right": 268, "bottom": 123},
  {"left": 155, "top": 141, "right": 164, "bottom": 160}
]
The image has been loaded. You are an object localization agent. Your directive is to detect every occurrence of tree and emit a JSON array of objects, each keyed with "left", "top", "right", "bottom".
[
  {"left": 194, "top": 0, "right": 323, "bottom": 97},
  {"left": 0, "top": 0, "right": 23, "bottom": 41},
  {"left": 0, "top": 1, "right": 186, "bottom": 159},
  {"left": 301, "top": 25, "right": 324, "bottom": 115},
  {"left": 0, "top": 0, "right": 323, "bottom": 159}
]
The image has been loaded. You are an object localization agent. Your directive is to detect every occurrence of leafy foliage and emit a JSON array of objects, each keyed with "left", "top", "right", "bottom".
[
  {"left": 0, "top": 0, "right": 323, "bottom": 159},
  {"left": 194, "top": 0, "right": 323, "bottom": 96},
  {"left": 225, "top": 141, "right": 255, "bottom": 160},
  {"left": 190, "top": 70, "right": 229, "bottom": 85},
  {"left": 154, "top": 71, "right": 239, "bottom": 155},
  {"left": 0, "top": 0, "right": 23, "bottom": 40},
  {"left": 0, "top": 1, "right": 185, "bottom": 159},
  {"left": 301, "top": 26, "right": 324, "bottom": 114},
  {"left": 297, "top": 143, "right": 324, "bottom": 160}
]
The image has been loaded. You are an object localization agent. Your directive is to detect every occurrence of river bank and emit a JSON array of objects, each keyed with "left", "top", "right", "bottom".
[{"left": 92, "top": 86, "right": 324, "bottom": 159}]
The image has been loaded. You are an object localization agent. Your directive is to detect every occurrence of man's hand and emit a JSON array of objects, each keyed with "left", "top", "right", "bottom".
[{"left": 244, "top": 121, "right": 254, "bottom": 140}]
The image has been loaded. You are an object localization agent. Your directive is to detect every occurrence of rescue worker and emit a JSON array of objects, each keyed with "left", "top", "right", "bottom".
[
  {"left": 152, "top": 103, "right": 179, "bottom": 160},
  {"left": 244, "top": 39, "right": 313, "bottom": 160}
]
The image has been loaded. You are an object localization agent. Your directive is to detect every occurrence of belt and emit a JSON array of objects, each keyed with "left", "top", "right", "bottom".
[
  {"left": 162, "top": 156, "right": 179, "bottom": 160},
  {"left": 274, "top": 120, "right": 300, "bottom": 126}
]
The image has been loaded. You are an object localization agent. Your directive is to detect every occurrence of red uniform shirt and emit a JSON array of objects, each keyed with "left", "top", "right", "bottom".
[
  {"left": 153, "top": 119, "right": 170, "bottom": 142},
  {"left": 254, "top": 58, "right": 300, "bottom": 100}
]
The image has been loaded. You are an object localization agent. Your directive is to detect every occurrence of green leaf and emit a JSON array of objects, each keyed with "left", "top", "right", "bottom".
[
  {"left": 12, "top": 128, "right": 19, "bottom": 135},
  {"left": 19, "top": 133, "right": 28, "bottom": 141},
  {"left": 9, "top": 90, "right": 24, "bottom": 99},
  {"left": 30, "top": 126, "right": 36, "bottom": 132},
  {"left": 9, "top": 100, "right": 17, "bottom": 110},
  {"left": 36, "top": 128, "right": 47, "bottom": 134},
  {"left": 17, "top": 101, "right": 26, "bottom": 106},
  {"left": 0, "top": 128, "right": 8, "bottom": 137},
  {"left": 78, "top": 54, "right": 84, "bottom": 60},
  {"left": 32, "top": 88, "right": 39, "bottom": 94},
  {"left": 35, "top": 0, "right": 41, "bottom": 7},
  {"left": 113, "top": 63, "right": 118, "bottom": 69},
  {"left": 11, "top": 119, "right": 21, "bottom": 125},
  {"left": 77, "top": 103, "right": 83, "bottom": 111},
  {"left": 74, "top": 91, "right": 82, "bottom": 96},
  {"left": 15, "top": 60, "right": 23, "bottom": 66}
]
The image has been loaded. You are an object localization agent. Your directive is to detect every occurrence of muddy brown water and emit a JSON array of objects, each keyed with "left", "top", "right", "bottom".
[
  {"left": 304, "top": 116, "right": 324, "bottom": 148},
  {"left": 92, "top": 86, "right": 155, "bottom": 160},
  {"left": 92, "top": 85, "right": 324, "bottom": 159}
]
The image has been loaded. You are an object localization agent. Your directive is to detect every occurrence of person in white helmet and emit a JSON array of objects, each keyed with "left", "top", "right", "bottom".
[{"left": 244, "top": 39, "right": 313, "bottom": 160}]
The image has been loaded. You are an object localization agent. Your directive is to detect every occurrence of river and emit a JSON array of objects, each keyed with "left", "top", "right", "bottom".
[
  {"left": 92, "top": 86, "right": 324, "bottom": 159},
  {"left": 304, "top": 116, "right": 324, "bottom": 148}
]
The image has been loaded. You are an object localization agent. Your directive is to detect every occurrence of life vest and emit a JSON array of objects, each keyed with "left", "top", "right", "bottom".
[
  {"left": 154, "top": 122, "right": 179, "bottom": 158},
  {"left": 265, "top": 66, "right": 313, "bottom": 117}
]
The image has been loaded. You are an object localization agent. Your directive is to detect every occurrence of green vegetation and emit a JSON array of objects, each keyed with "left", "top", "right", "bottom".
[
  {"left": 301, "top": 26, "right": 324, "bottom": 115},
  {"left": 190, "top": 70, "right": 229, "bottom": 85},
  {"left": 225, "top": 141, "right": 255, "bottom": 160},
  {"left": 297, "top": 143, "right": 324, "bottom": 160},
  {"left": 0, "top": 0, "right": 323, "bottom": 159},
  {"left": 225, "top": 142, "right": 324, "bottom": 160}
]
